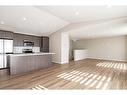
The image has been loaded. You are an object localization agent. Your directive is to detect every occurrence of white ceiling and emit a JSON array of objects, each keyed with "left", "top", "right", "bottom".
[
  {"left": 0, "top": 6, "right": 127, "bottom": 39},
  {"left": 38, "top": 6, "right": 127, "bottom": 23},
  {"left": 66, "top": 18, "right": 127, "bottom": 40},
  {"left": 39, "top": 6, "right": 127, "bottom": 39},
  {"left": 0, "top": 6, "right": 69, "bottom": 36}
]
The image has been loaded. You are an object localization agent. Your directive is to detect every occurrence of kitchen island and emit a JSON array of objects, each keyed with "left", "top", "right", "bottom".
[{"left": 8, "top": 53, "right": 55, "bottom": 75}]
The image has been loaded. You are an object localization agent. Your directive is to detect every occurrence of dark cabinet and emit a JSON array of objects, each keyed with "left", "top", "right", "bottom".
[
  {"left": 0, "top": 30, "right": 4, "bottom": 38},
  {"left": 24, "top": 35, "right": 33, "bottom": 41},
  {"left": 0, "top": 30, "right": 42, "bottom": 47},
  {"left": 33, "top": 36, "right": 41, "bottom": 47},
  {"left": 4, "top": 31, "right": 13, "bottom": 39},
  {"left": 13, "top": 33, "right": 41, "bottom": 47},
  {"left": 13, "top": 33, "right": 24, "bottom": 46},
  {"left": 41, "top": 36, "right": 49, "bottom": 52},
  {"left": 0, "top": 30, "right": 13, "bottom": 39}
]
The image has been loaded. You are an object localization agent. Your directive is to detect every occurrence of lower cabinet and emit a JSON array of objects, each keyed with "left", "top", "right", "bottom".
[{"left": 9, "top": 54, "right": 52, "bottom": 75}]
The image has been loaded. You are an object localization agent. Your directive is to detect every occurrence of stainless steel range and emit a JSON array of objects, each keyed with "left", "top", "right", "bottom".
[{"left": 22, "top": 49, "right": 33, "bottom": 53}]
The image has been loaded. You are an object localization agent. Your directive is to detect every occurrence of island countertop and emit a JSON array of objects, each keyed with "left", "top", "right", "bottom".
[
  {"left": 8, "top": 52, "right": 55, "bottom": 57},
  {"left": 8, "top": 52, "right": 55, "bottom": 75}
]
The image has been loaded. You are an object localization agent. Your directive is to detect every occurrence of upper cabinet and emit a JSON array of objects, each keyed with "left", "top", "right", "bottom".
[
  {"left": 0, "top": 30, "right": 13, "bottom": 39},
  {"left": 41, "top": 36, "right": 49, "bottom": 52},
  {"left": 13, "top": 33, "right": 24, "bottom": 46},
  {"left": 4, "top": 31, "right": 13, "bottom": 39},
  {"left": 33, "top": 36, "right": 41, "bottom": 47},
  {"left": 0, "top": 30, "right": 43, "bottom": 48},
  {"left": 24, "top": 35, "right": 33, "bottom": 41},
  {"left": 0, "top": 30, "right": 5, "bottom": 38},
  {"left": 13, "top": 33, "right": 41, "bottom": 47}
]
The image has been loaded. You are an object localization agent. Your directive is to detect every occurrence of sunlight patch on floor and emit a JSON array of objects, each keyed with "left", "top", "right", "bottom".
[
  {"left": 57, "top": 70, "right": 111, "bottom": 89},
  {"left": 96, "top": 62, "right": 127, "bottom": 71},
  {"left": 31, "top": 85, "right": 48, "bottom": 90}
]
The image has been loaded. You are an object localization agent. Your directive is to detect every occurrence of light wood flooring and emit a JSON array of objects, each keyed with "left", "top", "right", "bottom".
[{"left": 0, "top": 58, "right": 127, "bottom": 90}]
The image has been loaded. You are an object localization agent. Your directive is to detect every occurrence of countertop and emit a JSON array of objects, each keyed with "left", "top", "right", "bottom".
[{"left": 8, "top": 52, "right": 55, "bottom": 57}]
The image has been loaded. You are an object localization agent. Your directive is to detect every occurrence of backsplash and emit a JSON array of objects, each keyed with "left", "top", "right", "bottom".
[{"left": 13, "top": 46, "right": 40, "bottom": 53}]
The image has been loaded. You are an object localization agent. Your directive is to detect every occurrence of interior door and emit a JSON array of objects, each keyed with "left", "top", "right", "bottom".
[{"left": 0, "top": 39, "right": 4, "bottom": 68}]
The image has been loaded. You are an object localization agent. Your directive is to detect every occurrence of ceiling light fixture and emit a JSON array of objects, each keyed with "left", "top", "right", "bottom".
[
  {"left": 23, "top": 17, "right": 27, "bottom": 21},
  {"left": 0, "top": 21, "right": 4, "bottom": 24},
  {"left": 75, "top": 12, "right": 79, "bottom": 15},
  {"left": 107, "top": 4, "right": 112, "bottom": 8}
]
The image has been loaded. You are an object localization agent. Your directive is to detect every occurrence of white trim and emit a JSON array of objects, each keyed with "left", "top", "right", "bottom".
[
  {"left": 52, "top": 61, "right": 61, "bottom": 64},
  {"left": 52, "top": 61, "right": 69, "bottom": 64},
  {"left": 86, "top": 57, "right": 127, "bottom": 62}
]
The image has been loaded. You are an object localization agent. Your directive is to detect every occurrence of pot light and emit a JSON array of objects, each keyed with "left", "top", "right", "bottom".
[
  {"left": 23, "top": 17, "right": 27, "bottom": 21},
  {"left": 0, "top": 21, "right": 4, "bottom": 24},
  {"left": 107, "top": 4, "right": 112, "bottom": 8},
  {"left": 75, "top": 12, "right": 79, "bottom": 15}
]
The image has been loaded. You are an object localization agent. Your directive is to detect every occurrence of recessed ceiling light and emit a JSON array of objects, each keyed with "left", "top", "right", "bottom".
[
  {"left": 23, "top": 17, "right": 27, "bottom": 21},
  {"left": 0, "top": 21, "right": 4, "bottom": 24},
  {"left": 107, "top": 4, "right": 112, "bottom": 8},
  {"left": 75, "top": 12, "right": 79, "bottom": 15}
]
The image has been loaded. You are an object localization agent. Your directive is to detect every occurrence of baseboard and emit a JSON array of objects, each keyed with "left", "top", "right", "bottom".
[
  {"left": 52, "top": 61, "right": 69, "bottom": 64},
  {"left": 53, "top": 58, "right": 127, "bottom": 63},
  {"left": 86, "top": 57, "right": 127, "bottom": 62},
  {"left": 52, "top": 61, "right": 61, "bottom": 64}
]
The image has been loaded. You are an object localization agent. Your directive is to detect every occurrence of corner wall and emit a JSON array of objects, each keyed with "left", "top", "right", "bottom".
[
  {"left": 49, "top": 32, "right": 69, "bottom": 64},
  {"left": 49, "top": 32, "right": 61, "bottom": 63}
]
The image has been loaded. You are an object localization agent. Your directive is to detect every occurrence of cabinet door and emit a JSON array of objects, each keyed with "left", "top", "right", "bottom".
[
  {"left": 0, "top": 31, "right": 13, "bottom": 39},
  {"left": 13, "top": 33, "right": 24, "bottom": 46},
  {"left": 41, "top": 37, "right": 49, "bottom": 52},
  {"left": 4, "top": 31, "right": 13, "bottom": 39},
  {"left": 10, "top": 56, "right": 28, "bottom": 75},
  {"left": 33, "top": 36, "right": 41, "bottom": 47},
  {"left": 36, "top": 55, "right": 49, "bottom": 69},
  {"left": 0, "top": 31, "right": 4, "bottom": 38},
  {"left": 24, "top": 35, "right": 33, "bottom": 41}
]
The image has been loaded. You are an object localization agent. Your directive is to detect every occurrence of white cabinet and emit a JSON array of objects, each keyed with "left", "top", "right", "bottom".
[{"left": 74, "top": 50, "right": 87, "bottom": 61}]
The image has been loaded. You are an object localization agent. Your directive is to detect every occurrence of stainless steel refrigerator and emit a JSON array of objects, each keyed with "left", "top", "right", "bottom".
[{"left": 0, "top": 39, "right": 13, "bottom": 69}]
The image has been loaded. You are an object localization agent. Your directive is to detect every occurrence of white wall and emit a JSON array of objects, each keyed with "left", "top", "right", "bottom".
[
  {"left": 61, "top": 33, "right": 69, "bottom": 64},
  {"left": 69, "top": 39, "right": 73, "bottom": 60},
  {"left": 73, "top": 36, "right": 127, "bottom": 61},
  {"left": 49, "top": 32, "right": 61, "bottom": 63},
  {"left": 49, "top": 32, "right": 69, "bottom": 64}
]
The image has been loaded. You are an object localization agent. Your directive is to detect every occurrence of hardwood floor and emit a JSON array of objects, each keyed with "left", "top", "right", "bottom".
[{"left": 0, "top": 58, "right": 127, "bottom": 90}]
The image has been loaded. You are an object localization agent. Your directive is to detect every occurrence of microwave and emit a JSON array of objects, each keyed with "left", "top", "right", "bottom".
[{"left": 23, "top": 41, "right": 34, "bottom": 46}]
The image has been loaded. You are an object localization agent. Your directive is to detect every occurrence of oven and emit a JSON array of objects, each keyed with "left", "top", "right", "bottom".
[{"left": 23, "top": 41, "right": 34, "bottom": 47}]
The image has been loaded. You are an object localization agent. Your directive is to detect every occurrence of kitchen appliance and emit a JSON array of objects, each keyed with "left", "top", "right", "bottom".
[
  {"left": 22, "top": 49, "right": 33, "bottom": 53},
  {"left": 0, "top": 39, "right": 13, "bottom": 69},
  {"left": 23, "top": 41, "right": 34, "bottom": 46}
]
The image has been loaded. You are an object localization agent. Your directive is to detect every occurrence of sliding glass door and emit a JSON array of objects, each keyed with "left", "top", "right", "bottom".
[
  {"left": 0, "top": 39, "right": 13, "bottom": 69},
  {"left": 4, "top": 40, "right": 13, "bottom": 53},
  {"left": 0, "top": 39, "right": 4, "bottom": 68}
]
